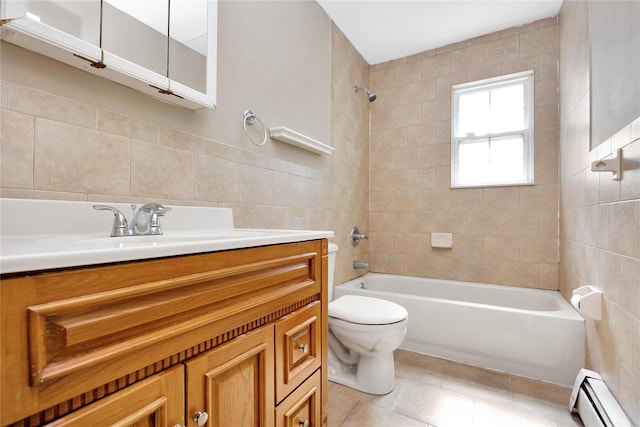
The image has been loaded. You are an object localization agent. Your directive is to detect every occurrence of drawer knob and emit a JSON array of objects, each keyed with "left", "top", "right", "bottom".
[
  {"left": 298, "top": 419, "right": 309, "bottom": 427},
  {"left": 193, "top": 411, "right": 209, "bottom": 426},
  {"left": 298, "top": 344, "right": 309, "bottom": 353}
]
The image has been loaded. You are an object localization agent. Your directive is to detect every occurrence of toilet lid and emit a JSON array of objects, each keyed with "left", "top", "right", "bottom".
[{"left": 329, "top": 295, "right": 408, "bottom": 325}]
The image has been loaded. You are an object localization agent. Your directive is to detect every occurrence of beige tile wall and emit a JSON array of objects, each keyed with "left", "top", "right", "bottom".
[
  {"left": 559, "top": 1, "right": 639, "bottom": 424},
  {"left": 368, "top": 18, "right": 560, "bottom": 289},
  {"left": 1, "top": 76, "right": 337, "bottom": 208},
  {"left": 330, "top": 24, "right": 371, "bottom": 284}
]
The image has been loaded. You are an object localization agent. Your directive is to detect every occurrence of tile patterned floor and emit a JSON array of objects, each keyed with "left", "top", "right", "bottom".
[{"left": 328, "top": 350, "right": 584, "bottom": 427}]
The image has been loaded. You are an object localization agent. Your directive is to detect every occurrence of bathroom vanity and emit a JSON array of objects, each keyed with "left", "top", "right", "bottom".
[{"left": 0, "top": 199, "right": 332, "bottom": 427}]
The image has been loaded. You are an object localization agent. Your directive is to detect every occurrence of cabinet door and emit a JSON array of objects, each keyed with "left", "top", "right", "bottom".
[
  {"left": 167, "top": 0, "right": 217, "bottom": 108},
  {"left": 44, "top": 365, "right": 185, "bottom": 427},
  {"left": 275, "top": 371, "right": 321, "bottom": 427},
  {"left": 101, "top": 0, "right": 170, "bottom": 91},
  {"left": 1, "top": 1, "right": 27, "bottom": 20},
  {"left": 275, "top": 302, "right": 322, "bottom": 403},
  {"left": 1, "top": 0, "right": 102, "bottom": 66},
  {"left": 185, "top": 326, "right": 275, "bottom": 427}
]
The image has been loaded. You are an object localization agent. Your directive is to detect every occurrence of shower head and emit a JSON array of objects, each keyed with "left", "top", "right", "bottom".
[{"left": 354, "top": 85, "right": 377, "bottom": 102}]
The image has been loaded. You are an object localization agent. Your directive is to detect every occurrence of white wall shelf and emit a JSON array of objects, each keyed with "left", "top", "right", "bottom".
[{"left": 269, "top": 126, "right": 334, "bottom": 155}]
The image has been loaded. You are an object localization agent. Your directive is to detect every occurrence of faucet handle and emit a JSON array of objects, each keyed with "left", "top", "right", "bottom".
[
  {"left": 155, "top": 205, "right": 171, "bottom": 216},
  {"left": 137, "top": 203, "right": 171, "bottom": 215},
  {"left": 145, "top": 204, "right": 171, "bottom": 235},
  {"left": 93, "top": 205, "right": 131, "bottom": 237}
]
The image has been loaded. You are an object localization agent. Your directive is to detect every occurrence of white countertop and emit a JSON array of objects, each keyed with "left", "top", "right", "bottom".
[{"left": 0, "top": 199, "right": 333, "bottom": 274}]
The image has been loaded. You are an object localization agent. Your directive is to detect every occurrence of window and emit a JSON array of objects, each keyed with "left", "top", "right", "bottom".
[{"left": 451, "top": 71, "right": 534, "bottom": 187}]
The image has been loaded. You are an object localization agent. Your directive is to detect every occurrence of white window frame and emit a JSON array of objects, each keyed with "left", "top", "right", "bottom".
[{"left": 451, "top": 70, "right": 534, "bottom": 188}]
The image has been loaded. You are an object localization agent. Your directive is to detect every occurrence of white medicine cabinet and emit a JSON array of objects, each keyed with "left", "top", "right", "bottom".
[{"left": 0, "top": 0, "right": 217, "bottom": 110}]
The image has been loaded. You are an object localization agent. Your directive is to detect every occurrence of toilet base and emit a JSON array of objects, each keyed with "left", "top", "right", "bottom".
[{"left": 328, "top": 347, "right": 396, "bottom": 395}]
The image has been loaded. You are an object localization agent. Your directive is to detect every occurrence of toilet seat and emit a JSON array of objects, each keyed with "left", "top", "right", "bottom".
[{"left": 329, "top": 295, "right": 408, "bottom": 325}]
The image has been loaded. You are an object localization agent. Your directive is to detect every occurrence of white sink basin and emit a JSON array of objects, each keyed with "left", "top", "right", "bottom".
[{"left": 0, "top": 199, "right": 333, "bottom": 274}]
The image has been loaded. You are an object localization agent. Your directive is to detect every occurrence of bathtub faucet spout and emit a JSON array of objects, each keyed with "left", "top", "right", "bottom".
[{"left": 353, "top": 260, "right": 369, "bottom": 270}]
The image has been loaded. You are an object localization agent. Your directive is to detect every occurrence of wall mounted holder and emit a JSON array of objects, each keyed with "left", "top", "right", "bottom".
[
  {"left": 431, "top": 232, "right": 453, "bottom": 248},
  {"left": 269, "top": 127, "right": 334, "bottom": 155},
  {"left": 571, "top": 285, "right": 603, "bottom": 321},
  {"left": 590, "top": 148, "right": 622, "bottom": 181},
  {"left": 243, "top": 110, "right": 268, "bottom": 146}
]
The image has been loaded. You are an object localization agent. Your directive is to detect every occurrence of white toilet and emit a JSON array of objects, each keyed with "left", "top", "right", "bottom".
[{"left": 327, "top": 243, "right": 408, "bottom": 395}]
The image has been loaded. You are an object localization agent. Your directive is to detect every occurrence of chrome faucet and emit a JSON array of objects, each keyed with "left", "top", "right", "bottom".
[
  {"left": 93, "top": 203, "right": 171, "bottom": 237},
  {"left": 353, "top": 260, "right": 370, "bottom": 269}
]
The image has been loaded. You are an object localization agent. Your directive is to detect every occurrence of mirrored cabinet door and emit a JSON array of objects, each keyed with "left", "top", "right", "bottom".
[
  {"left": 168, "top": 0, "right": 217, "bottom": 108},
  {"left": 1, "top": 0, "right": 102, "bottom": 63},
  {"left": 101, "top": 0, "right": 170, "bottom": 89},
  {"left": 169, "top": 0, "right": 207, "bottom": 94},
  {"left": 28, "top": 1, "right": 100, "bottom": 46}
]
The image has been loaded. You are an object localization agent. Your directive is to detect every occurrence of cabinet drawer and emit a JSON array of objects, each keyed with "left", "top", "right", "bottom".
[
  {"left": 275, "top": 370, "right": 321, "bottom": 427},
  {"left": 24, "top": 241, "right": 319, "bottom": 386},
  {"left": 275, "top": 301, "right": 321, "bottom": 403},
  {"left": 44, "top": 365, "right": 184, "bottom": 427}
]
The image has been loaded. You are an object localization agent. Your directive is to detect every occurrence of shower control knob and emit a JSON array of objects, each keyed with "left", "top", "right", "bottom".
[
  {"left": 349, "top": 226, "right": 368, "bottom": 246},
  {"left": 298, "top": 344, "right": 309, "bottom": 353},
  {"left": 298, "top": 419, "right": 309, "bottom": 427},
  {"left": 192, "top": 411, "right": 209, "bottom": 426}
]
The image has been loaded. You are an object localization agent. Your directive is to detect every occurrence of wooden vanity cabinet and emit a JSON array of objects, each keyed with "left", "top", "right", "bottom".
[{"left": 0, "top": 239, "right": 329, "bottom": 427}]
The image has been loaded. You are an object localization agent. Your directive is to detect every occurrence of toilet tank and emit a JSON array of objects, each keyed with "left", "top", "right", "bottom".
[{"left": 327, "top": 243, "right": 338, "bottom": 301}]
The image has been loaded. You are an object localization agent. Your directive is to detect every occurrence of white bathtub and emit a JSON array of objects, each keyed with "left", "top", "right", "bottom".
[{"left": 334, "top": 273, "right": 585, "bottom": 386}]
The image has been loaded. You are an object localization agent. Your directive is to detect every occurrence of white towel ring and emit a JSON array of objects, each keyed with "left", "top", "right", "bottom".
[{"left": 243, "top": 110, "right": 268, "bottom": 146}]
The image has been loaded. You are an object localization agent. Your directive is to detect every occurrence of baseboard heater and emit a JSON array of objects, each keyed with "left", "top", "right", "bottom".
[{"left": 569, "top": 369, "right": 633, "bottom": 426}]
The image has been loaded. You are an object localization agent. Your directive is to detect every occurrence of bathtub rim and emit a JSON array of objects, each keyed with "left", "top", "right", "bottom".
[{"left": 336, "top": 272, "right": 584, "bottom": 320}]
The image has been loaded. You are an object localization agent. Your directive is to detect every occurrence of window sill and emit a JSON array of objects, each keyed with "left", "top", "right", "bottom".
[{"left": 450, "top": 181, "right": 535, "bottom": 189}]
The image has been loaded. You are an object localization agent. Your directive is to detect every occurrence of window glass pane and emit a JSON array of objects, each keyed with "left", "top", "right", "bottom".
[
  {"left": 489, "top": 136, "right": 524, "bottom": 181},
  {"left": 490, "top": 83, "right": 524, "bottom": 133},
  {"left": 458, "top": 139, "right": 489, "bottom": 184},
  {"left": 457, "top": 91, "right": 488, "bottom": 137}
]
